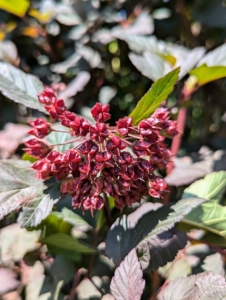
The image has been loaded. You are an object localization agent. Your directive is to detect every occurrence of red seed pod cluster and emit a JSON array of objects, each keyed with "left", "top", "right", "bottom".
[{"left": 25, "top": 87, "right": 177, "bottom": 214}]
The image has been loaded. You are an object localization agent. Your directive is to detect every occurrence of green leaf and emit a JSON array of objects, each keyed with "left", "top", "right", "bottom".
[
  {"left": 41, "top": 232, "right": 96, "bottom": 260},
  {"left": 0, "top": 62, "right": 45, "bottom": 112},
  {"left": 158, "top": 272, "right": 226, "bottom": 300},
  {"left": 106, "top": 197, "right": 205, "bottom": 266},
  {"left": 182, "top": 171, "right": 226, "bottom": 201},
  {"left": 46, "top": 123, "right": 73, "bottom": 152},
  {"left": 129, "top": 67, "right": 180, "bottom": 125},
  {"left": 189, "top": 64, "right": 226, "bottom": 86},
  {"left": 61, "top": 207, "right": 91, "bottom": 229},
  {"left": 181, "top": 201, "right": 226, "bottom": 237},
  {"left": 0, "top": 0, "right": 30, "bottom": 17}
]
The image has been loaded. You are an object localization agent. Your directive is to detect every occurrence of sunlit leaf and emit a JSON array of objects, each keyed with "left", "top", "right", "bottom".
[
  {"left": 189, "top": 64, "right": 226, "bottom": 85},
  {"left": 106, "top": 198, "right": 205, "bottom": 266},
  {"left": 157, "top": 272, "right": 226, "bottom": 300},
  {"left": 0, "top": 62, "right": 45, "bottom": 112},
  {"left": 110, "top": 249, "right": 145, "bottom": 300},
  {"left": 182, "top": 171, "right": 226, "bottom": 201},
  {"left": 0, "top": 0, "right": 30, "bottom": 17},
  {"left": 129, "top": 68, "right": 180, "bottom": 125}
]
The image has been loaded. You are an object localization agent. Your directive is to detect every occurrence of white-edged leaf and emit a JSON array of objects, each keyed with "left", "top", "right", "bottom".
[
  {"left": 157, "top": 272, "right": 226, "bottom": 300},
  {"left": 110, "top": 249, "right": 145, "bottom": 300},
  {"left": 198, "top": 44, "right": 226, "bottom": 67},
  {"left": 0, "top": 62, "right": 45, "bottom": 112},
  {"left": 0, "top": 160, "right": 60, "bottom": 227},
  {"left": 106, "top": 198, "right": 205, "bottom": 266}
]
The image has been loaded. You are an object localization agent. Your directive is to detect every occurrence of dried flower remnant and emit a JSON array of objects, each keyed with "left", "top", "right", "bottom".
[{"left": 24, "top": 87, "right": 177, "bottom": 214}]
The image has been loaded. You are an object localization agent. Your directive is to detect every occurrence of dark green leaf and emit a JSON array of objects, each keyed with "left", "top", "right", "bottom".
[
  {"left": 0, "top": 62, "right": 45, "bottom": 112},
  {"left": 41, "top": 232, "right": 96, "bottom": 260},
  {"left": 106, "top": 198, "right": 205, "bottom": 266},
  {"left": 129, "top": 67, "right": 180, "bottom": 125}
]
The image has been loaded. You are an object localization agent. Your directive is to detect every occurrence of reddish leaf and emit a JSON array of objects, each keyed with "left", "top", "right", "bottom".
[{"left": 110, "top": 249, "right": 145, "bottom": 300}]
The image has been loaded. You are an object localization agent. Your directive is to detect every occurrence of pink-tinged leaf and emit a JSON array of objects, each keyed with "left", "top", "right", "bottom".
[
  {"left": 0, "top": 123, "right": 30, "bottom": 158},
  {"left": 157, "top": 271, "right": 226, "bottom": 300},
  {"left": 0, "top": 268, "right": 19, "bottom": 295},
  {"left": 110, "top": 249, "right": 145, "bottom": 300}
]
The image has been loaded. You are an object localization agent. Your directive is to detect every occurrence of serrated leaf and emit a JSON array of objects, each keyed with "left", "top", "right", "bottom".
[
  {"left": 18, "top": 183, "right": 61, "bottom": 228},
  {"left": 0, "top": 62, "right": 45, "bottom": 112},
  {"left": 129, "top": 68, "right": 180, "bottom": 125},
  {"left": 110, "top": 249, "right": 145, "bottom": 300},
  {"left": 157, "top": 272, "right": 226, "bottom": 300},
  {"left": 106, "top": 198, "right": 205, "bottom": 266},
  {"left": 0, "top": 0, "right": 29, "bottom": 17},
  {"left": 136, "top": 243, "right": 150, "bottom": 270},
  {"left": 182, "top": 171, "right": 226, "bottom": 201},
  {"left": 147, "top": 229, "right": 188, "bottom": 270},
  {"left": 189, "top": 64, "right": 226, "bottom": 85},
  {"left": 0, "top": 160, "right": 60, "bottom": 227},
  {"left": 41, "top": 232, "right": 96, "bottom": 260}
]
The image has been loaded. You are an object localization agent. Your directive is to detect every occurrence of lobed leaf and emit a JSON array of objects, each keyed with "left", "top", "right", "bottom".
[
  {"left": 0, "top": 62, "right": 45, "bottom": 112},
  {"left": 110, "top": 249, "right": 145, "bottom": 300},
  {"left": 129, "top": 68, "right": 180, "bottom": 125}
]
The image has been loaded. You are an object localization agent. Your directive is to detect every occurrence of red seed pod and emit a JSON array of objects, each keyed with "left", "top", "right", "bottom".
[
  {"left": 91, "top": 103, "right": 111, "bottom": 122},
  {"left": 38, "top": 87, "right": 57, "bottom": 105},
  {"left": 28, "top": 118, "right": 51, "bottom": 138},
  {"left": 24, "top": 139, "right": 50, "bottom": 158},
  {"left": 116, "top": 116, "right": 133, "bottom": 136}
]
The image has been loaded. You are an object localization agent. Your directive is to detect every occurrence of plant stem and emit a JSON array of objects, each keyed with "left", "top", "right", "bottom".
[
  {"left": 87, "top": 229, "right": 98, "bottom": 276},
  {"left": 87, "top": 275, "right": 105, "bottom": 296},
  {"left": 51, "top": 128, "right": 71, "bottom": 133},
  {"left": 103, "top": 192, "right": 112, "bottom": 228}
]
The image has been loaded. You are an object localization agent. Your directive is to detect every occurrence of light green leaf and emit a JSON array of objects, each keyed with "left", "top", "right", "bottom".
[
  {"left": 182, "top": 171, "right": 226, "bottom": 201},
  {"left": 189, "top": 64, "right": 226, "bottom": 86},
  {"left": 181, "top": 201, "right": 226, "bottom": 237},
  {"left": 41, "top": 232, "right": 96, "bottom": 260},
  {"left": 61, "top": 207, "right": 91, "bottom": 229},
  {"left": 0, "top": 62, "right": 45, "bottom": 112},
  {"left": 129, "top": 67, "right": 180, "bottom": 125},
  {"left": 46, "top": 123, "right": 73, "bottom": 152},
  {"left": 0, "top": 0, "right": 30, "bottom": 17}
]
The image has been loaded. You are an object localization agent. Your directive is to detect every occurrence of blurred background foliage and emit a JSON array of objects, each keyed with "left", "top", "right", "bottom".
[{"left": 1, "top": 0, "right": 226, "bottom": 299}]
